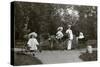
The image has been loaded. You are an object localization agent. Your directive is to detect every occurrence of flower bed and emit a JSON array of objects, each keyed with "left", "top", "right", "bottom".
[{"left": 79, "top": 51, "right": 97, "bottom": 61}]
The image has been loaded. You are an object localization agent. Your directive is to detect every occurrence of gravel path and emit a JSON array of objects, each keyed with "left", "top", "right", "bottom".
[
  {"left": 35, "top": 50, "right": 83, "bottom": 64},
  {"left": 14, "top": 48, "right": 97, "bottom": 64}
]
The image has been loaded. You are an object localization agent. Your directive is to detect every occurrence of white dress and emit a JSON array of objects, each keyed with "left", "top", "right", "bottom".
[
  {"left": 66, "top": 29, "right": 73, "bottom": 40},
  {"left": 56, "top": 31, "right": 64, "bottom": 39},
  {"left": 27, "top": 38, "right": 39, "bottom": 50},
  {"left": 66, "top": 29, "right": 73, "bottom": 50}
]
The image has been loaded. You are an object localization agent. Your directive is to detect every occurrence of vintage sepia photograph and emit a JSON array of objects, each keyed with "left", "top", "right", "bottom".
[{"left": 11, "top": 1, "right": 97, "bottom": 66}]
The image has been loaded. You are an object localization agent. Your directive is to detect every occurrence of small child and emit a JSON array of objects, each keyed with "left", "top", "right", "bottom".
[
  {"left": 55, "top": 27, "right": 64, "bottom": 49},
  {"left": 27, "top": 32, "right": 39, "bottom": 56},
  {"left": 56, "top": 27, "right": 64, "bottom": 40},
  {"left": 78, "top": 32, "right": 84, "bottom": 39},
  {"left": 76, "top": 32, "right": 85, "bottom": 48}
]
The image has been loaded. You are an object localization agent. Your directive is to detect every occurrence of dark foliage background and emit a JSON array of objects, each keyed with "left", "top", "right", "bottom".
[{"left": 14, "top": 1, "right": 97, "bottom": 40}]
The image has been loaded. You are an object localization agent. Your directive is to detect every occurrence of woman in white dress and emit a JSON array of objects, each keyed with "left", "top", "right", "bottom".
[{"left": 66, "top": 25, "right": 73, "bottom": 50}]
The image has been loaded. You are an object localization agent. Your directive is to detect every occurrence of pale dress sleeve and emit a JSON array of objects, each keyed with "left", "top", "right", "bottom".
[
  {"left": 56, "top": 31, "right": 59, "bottom": 39},
  {"left": 60, "top": 32, "right": 64, "bottom": 38},
  {"left": 27, "top": 39, "right": 32, "bottom": 47},
  {"left": 56, "top": 31, "right": 61, "bottom": 39},
  {"left": 56, "top": 31, "right": 59, "bottom": 36},
  {"left": 66, "top": 30, "right": 69, "bottom": 33},
  {"left": 34, "top": 39, "right": 39, "bottom": 45}
]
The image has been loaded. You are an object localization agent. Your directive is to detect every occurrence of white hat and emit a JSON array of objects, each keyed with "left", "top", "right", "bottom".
[
  {"left": 57, "top": 27, "right": 63, "bottom": 31},
  {"left": 68, "top": 24, "right": 72, "bottom": 27},
  {"left": 28, "top": 32, "right": 38, "bottom": 38}
]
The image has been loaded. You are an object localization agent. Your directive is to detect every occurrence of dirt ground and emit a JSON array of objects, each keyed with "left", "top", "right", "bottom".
[
  {"left": 13, "top": 48, "right": 97, "bottom": 65},
  {"left": 14, "top": 52, "right": 42, "bottom": 66}
]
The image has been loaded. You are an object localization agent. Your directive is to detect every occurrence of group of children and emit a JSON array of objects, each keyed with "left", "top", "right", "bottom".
[{"left": 26, "top": 25, "right": 85, "bottom": 56}]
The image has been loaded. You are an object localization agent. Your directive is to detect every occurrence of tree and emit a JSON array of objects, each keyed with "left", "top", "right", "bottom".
[{"left": 14, "top": 2, "right": 97, "bottom": 40}]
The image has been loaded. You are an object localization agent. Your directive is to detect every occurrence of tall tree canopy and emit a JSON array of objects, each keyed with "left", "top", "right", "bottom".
[{"left": 14, "top": 2, "right": 97, "bottom": 40}]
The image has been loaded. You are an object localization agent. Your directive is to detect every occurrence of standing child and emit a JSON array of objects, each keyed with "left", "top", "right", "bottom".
[
  {"left": 77, "top": 32, "right": 85, "bottom": 48},
  {"left": 27, "top": 32, "right": 39, "bottom": 56},
  {"left": 55, "top": 27, "right": 64, "bottom": 49}
]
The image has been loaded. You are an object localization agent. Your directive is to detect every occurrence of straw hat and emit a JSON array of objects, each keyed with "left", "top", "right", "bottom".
[
  {"left": 28, "top": 32, "right": 38, "bottom": 38},
  {"left": 68, "top": 24, "right": 72, "bottom": 28},
  {"left": 57, "top": 27, "right": 63, "bottom": 31}
]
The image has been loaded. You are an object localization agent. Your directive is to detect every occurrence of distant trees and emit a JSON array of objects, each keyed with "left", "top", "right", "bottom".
[
  {"left": 14, "top": 2, "right": 97, "bottom": 40},
  {"left": 74, "top": 6, "right": 97, "bottom": 39}
]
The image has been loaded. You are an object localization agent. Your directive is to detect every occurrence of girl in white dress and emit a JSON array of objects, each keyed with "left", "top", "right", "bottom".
[
  {"left": 56, "top": 27, "right": 64, "bottom": 40},
  {"left": 27, "top": 32, "right": 39, "bottom": 56},
  {"left": 66, "top": 25, "right": 73, "bottom": 50},
  {"left": 78, "top": 32, "right": 84, "bottom": 39},
  {"left": 55, "top": 27, "right": 64, "bottom": 49},
  {"left": 76, "top": 32, "right": 85, "bottom": 48}
]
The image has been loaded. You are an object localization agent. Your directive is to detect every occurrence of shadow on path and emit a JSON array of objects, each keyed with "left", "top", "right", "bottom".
[{"left": 14, "top": 52, "right": 42, "bottom": 66}]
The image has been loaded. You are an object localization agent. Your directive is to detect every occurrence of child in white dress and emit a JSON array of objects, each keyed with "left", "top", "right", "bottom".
[
  {"left": 55, "top": 27, "right": 64, "bottom": 49},
  {"left": 27, "top": 32, "right": 39, "bottom": 56},
  {"left": 76, "top": 32, "right": 85, "bottom": 48},
  {"left": 66, "top": 25, "right": 73, "bottom": 50},
  {"left": 56, "top": 27, "right": 64, "bottom": 40},
  {"left": 78, "top": 32, "right": 84, "bottom": 39},
  {"left": 76, "top": 32, "right": 85, "bottom": 44}
]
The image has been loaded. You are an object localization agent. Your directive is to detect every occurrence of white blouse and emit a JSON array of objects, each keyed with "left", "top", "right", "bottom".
[
  {"left": 56, "top": 31, "right": 64, "bottom": 39},
  {"left": 66, "top": 29, "right": 73, "bottom": 40},
  {"left": 78, "top": 32, "right": 84, "bottom": 39}
]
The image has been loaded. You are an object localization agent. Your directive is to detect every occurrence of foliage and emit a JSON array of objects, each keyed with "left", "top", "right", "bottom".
[{"left": 14, "top": 2, "right": 97, "bottom": 40}]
